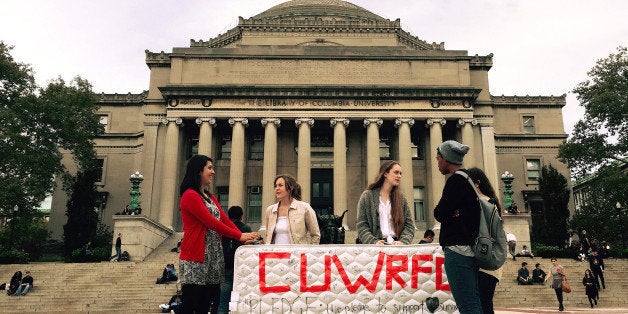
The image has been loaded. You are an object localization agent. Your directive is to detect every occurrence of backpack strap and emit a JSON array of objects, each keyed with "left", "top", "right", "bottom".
[{"left": 455, "top": 170, "right": 481, "bottom": 199}]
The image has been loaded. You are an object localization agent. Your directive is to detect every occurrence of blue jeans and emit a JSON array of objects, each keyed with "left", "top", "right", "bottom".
[
  {"left": 444, "top": 248, "right": 482, "bottom": 314},
  {"left": 217, "top": 268, "right": 234, "bottom": 314},
  {"left": 15, "top": 284, "right": 31, "bottom": 295}
]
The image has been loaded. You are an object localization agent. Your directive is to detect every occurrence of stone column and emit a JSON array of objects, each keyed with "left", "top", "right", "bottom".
[
  {"left": 481, "top": 126, "right": 500, "bottom": 192},
  {"left": 260, "top": 118, "right": 280, "bottom": 232},
  {"left": 331, "top": 118, "right": 349, "bottom": 224},
  {"left": 363, "top": 118, "right": 382, "bottom": 184},
  {"left": 426, "top": 118, "right": 446, "bottom": 229},
  {"left": 196, "top": 117, "right": 216, "bottom": 157},
  {"left": 458, "top": 118, "right": 477, "bottom": 168},
  {"left": 395, "top": 118, "right": 415, "bottom": 205},
  {"left": 141, "top": 121, "right": 159, "bottom": 220},
  {"left": 159, "top": 117, "right": 182, "bottom": 229},
  {"left": 295, "top": 118, "right": 314, "bottom": 202},
  {"left": 228, "top": 118, "right": 248, "bottom": 208}
]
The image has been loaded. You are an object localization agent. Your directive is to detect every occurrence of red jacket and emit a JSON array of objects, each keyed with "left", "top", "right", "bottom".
[{"left": 179, "top": 189, "right": 242, "bottom": 262}]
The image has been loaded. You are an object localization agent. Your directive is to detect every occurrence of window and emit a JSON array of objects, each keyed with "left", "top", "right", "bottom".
[
  {"left": 220, "top": 136, "right": 232, "bottom": 160},
  {"left": 526, "top": 159, "right": 541, "bottom": 181},
  {"left": 413, "top": 187, "right": 426, "bottom": 221},
  {"left": 99, "top": 115, "right": 108, "bottom": 133},
  {"left": 249, "top": 135, "right": 264, "bottom": 160},
  {"left": 379, "top": 137, "right": 391, "bottom": 159},
  {"left": 95, "top": 158, "right": 105, "bottom": 183},
  {"left": 247, "top": 186, "right": 262, "bottom": 222},
  {"left": 523, "top": 116, "right": 535, "bottom": 134},
  {"left": 216, "top": 186, "right": 229, "bottom": 209}
]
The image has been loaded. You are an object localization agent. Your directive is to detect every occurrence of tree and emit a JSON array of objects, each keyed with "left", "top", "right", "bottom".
[
  {"left": 558, "top": 46, "right": 627, "bottom": 178},
  {"left": 537, "top": 164, "right": 571, "bottom": 247},
  {"left": 63, "top": 169, "right": 99, "bottom": 255},
  {"left": 0, "top": 42, "right": 101, "bottom": 258},
  {"left": 569, "top": 163, "right": 628, "bottom": 248}
]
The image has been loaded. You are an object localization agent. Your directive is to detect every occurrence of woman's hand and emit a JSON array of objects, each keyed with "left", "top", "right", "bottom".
[
  {"left": 240, "top": 232, "right": 259, "bottom": 242},
  {"left": 375, "top": 240, "right": 386, "bottom": 245},
  {"left": 392, "top": 241, "right": 403, "bottom": 245}
]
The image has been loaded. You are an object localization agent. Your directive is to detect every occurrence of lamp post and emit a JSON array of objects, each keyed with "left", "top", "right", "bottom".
[
  {"left": 617, "top": 202, "right": 625, "bottom": 248},
  {"left": 501, "top": 171, "right": 515, "bottom": 211},
  {"left": 129, "top": 171, "right": 144, "bottom": 215},
  {"left": 9, "top": 205, "right": 18, "bottom": 247}
]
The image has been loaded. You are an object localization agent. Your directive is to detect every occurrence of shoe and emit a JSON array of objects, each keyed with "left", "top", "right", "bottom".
[
  {"left": 559, "top": 305, "right": 564, "bottom": 311},
  {"left": 591, "top": 304, "right": 594, "bottom": 308}
]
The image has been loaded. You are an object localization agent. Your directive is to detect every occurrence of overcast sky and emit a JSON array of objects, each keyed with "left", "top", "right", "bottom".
[{"left": 2, "top": 0, "right": 627, "bottom": 136}]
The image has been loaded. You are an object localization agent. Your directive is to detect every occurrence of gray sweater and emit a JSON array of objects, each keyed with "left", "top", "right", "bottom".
[{"left": 356, "top": 188, "right": 416, "bottom": 244}]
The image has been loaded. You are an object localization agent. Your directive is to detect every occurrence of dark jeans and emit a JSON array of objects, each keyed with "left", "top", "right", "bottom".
[
  {"left": 478, "top": 271, "right": 498, "bottom": 314},
  {"left": 443, "top": 248, "right": 482, "bottom": 313}
]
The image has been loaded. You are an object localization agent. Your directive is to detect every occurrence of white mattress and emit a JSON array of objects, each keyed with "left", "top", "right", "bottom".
[{"left": 231, "top": 244, "right": 458, "bottom": 313}]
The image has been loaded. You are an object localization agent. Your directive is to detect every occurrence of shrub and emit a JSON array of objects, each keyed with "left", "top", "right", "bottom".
[{"left": 0, "top": 248, "right": 29, "bottom": 264}]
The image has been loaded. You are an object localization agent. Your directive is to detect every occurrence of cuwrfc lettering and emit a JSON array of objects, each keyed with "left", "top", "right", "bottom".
[{"left": 258, "top": 251, "right": 450, "bottom": 294}]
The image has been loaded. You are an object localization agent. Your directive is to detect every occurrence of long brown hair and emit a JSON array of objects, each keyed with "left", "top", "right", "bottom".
[
  {"left": 274, "top": 174, "right": 302, "bottom": 201},
  {"left": 367, "top": 160, "right": 404, "bottom": 237}
]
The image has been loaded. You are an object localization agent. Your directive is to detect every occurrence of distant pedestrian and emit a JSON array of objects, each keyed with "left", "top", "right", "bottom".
[
  {"left": 506, "top": 232, "right": 517, "bottom": 260},
  {"left": 549, "top": 258, "right": 566, "bottom": 312},
  {"left": 112, "top": 233, "right": 122, "bottom": 261},
  {"left": 582, "top": 269, "right": 598, "bottom": 308}
]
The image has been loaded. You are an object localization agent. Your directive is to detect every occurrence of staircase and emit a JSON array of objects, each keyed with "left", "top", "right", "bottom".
[
  {"left": 1, "top": 235, "right": 626, "bottom": 313},
  {"left": 494, "top": 256, "right": 628, "bottom": 310}
]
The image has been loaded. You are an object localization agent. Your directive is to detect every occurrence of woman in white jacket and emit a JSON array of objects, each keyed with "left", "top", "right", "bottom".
[{"left": 265, "top": 174, "right": 321, "bottom": 244}]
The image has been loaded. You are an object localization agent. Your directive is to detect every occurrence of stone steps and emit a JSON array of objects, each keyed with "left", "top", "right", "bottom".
[{"left": 1, "top": 235, "right": 626, "bottom": 312}]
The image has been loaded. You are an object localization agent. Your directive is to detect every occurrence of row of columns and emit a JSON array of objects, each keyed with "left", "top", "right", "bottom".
[{"left": 155, "top": 116, "right": 490, "bottom": 231}]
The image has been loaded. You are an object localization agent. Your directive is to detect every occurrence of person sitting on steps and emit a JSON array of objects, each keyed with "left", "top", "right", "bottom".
[{"left": 517, "top": 262, "right": 533, "bottom": 285}]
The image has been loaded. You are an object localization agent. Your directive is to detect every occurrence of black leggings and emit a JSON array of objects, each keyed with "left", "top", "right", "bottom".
[
  {"left": 554, "top": 288, "right": 563, "bottom": 307},
  {"left": 181, "top": 283, "right": 221, "bottom": 313}
]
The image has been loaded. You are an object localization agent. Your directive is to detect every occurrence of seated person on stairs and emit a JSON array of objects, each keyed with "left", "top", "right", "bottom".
[
  {"left": 532, "top": 263, "right": 547, "bottom": 284},
  {"left": 159, "top": 289, "right": 182, "bottom": 313},
  {"left": 516, "top": 245, "right": 534, "bottom": 258},
  {"left": 517, "top": 262, "right": 533, "bottom": 285},
  {"left": 156, "top": 264, "right": 178, "bottom": 284}
]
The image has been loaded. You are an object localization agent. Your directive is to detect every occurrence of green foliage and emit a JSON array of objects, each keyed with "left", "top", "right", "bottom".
[
  {"left": 1, "top": 41, "right": 101, "bottom": 260},
  {"left": 0, "top": 212, "right": 49, "bottom": 262},
  {"left": 568, "top": 165, "right": 628, "bottom": 248},
  {"left": 63, "top": 169, "right": 100, "bottom": 255},
  {"left": 535, "top": 164, "right": 571, "bottom": 247},
  {"left": 0, "top": 248, "right": 29, "bottom": 264},
  {"left": 559, "top": 46, "right": 627, "bottom": 178},
  {"left": 531, "top": 243, "right": 571, "bottom": 258}
]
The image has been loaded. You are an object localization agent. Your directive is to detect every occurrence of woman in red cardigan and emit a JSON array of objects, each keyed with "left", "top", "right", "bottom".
[{"left": 178, "top": 155, "right": 259, "bottom": 313}]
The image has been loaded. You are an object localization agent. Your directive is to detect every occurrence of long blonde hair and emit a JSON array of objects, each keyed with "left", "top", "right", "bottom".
[{"left": 367, "top": 160, "right": 404, "bottom": 237}]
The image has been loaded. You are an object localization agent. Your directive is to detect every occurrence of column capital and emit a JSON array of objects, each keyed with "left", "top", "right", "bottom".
[
  {"left": 195, "top": 117, "right": 216, "bottom": 126},
  {"left": 330, "top": 118, "right": 349, "bottom": 128},
  {"left": 457, "top": 118, "right": 478, "bottom": 127},
  {"left": 363, "top": 118, "right": 383, "bottom": 128},
  {"left": 295, "top": 118, "right": 315, "bottom": 127},
  {"left": 394, "top": 118, "right": 415, "bottom": 128},
  {"left": 228, "top": 117, "right": 249, "bottom": 127},
  {"left": 162, "top": 117, "right": 183, "bottom": 125},
  {"left": 261, "top": 118, "right": 281, "bottom": 127},
  {"left": 425, "top": 118, "right": 446, "bottom": 128}
]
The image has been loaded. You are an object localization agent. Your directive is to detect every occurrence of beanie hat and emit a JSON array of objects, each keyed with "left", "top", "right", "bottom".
[{"left": 437, "top": 140, "right": 469, "bottom": 165}]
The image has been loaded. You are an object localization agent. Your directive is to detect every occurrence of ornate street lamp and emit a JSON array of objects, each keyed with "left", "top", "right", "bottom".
[
  {"left": 129, "top": 171, "right": 144, "bottom": 215},
  {"left": 501, "top": 171, "right": 515, "bottom": 211}
]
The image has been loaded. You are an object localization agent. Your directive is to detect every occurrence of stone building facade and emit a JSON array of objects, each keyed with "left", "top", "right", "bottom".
[{"left": 48, "top": 0, "right": 572, "bottom": 250}]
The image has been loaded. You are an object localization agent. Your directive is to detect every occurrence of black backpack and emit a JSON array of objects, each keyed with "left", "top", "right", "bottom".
[{"left": 456, "top": 171, "right": 507, "bottom": 270}]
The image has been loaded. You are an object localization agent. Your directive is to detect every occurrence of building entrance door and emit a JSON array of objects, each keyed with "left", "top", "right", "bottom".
[{"left": 311, "top": 169, "right": 333, "bottom": 213}]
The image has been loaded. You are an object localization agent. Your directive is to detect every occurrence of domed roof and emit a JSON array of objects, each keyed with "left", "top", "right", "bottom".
[{"left": 252, "top": 0, "right": 387, "bottom": 22}]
